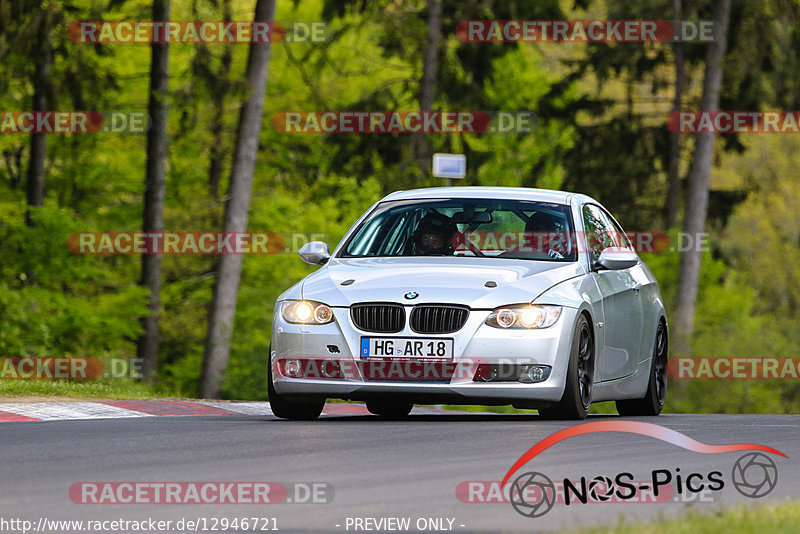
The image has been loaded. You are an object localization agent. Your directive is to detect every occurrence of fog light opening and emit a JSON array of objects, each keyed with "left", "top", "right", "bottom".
[
  {"left": 474, "top": 364, "right": 499, "bottom": 382},
  {"left": 285, "top": 359, "right": 303, "bottom": 378},
  {"left": 519, "top": 365, "right": 551, "bottom": 383}
]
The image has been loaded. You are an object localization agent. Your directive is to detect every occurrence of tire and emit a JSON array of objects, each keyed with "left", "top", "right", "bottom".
[
  {"left": 616, "top": 321, "right": 668, "bottom": 416},
  {"left": 366, "top": 398, "right": 414, "bottom": 419},
  {"left": 539, "top": 314, "right": 594, "bottom": 420},
  {"left": 267, "top": 350, "right": 324, "bottom": 421}
]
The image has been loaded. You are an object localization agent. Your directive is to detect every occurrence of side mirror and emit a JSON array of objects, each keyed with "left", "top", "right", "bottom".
[
  {"left": 595, "top": 247, "right": 638, "bottom": 271},
  {"left": 298, "top": 241, "right": 330, "bottom": 265}
]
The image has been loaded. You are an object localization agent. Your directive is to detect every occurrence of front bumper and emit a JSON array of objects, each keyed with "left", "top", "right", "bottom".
[{"left": 270, "top": 304, "right": 578, "bottom": 405}]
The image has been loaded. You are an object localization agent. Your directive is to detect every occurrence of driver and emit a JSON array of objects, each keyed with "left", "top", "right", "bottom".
[
  {"left": 524, "top": 211, "right": 566, "bottom": 259},
  {"left": 412, "top": 212, "right": 456, "bottom": 256},
  {"left": 499, "top": 211, "right": 566, "bottom": 259}
]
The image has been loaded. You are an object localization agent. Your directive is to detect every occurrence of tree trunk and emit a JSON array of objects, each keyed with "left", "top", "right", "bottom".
[
  {"left": 675, "top": 0, "right": 731, "bottom": 344},
  {"left": 137, "top": 0, "right": 171, "bottom": 378},
  {"left": 208, "top": 40, "right": 231, "bottom": 199},
  {"left": 198, "top": 0, "right": 233, "bottom": 199},
  {"left": 412, "top": 0, "right": 442, "bottom": 175},
  {"left": 199, "top": 0, "right": 276, "bottom": 398},
  {"left": 665, "top": 0, "right": 684, "bottom": 229},
  {"left": 25, "top": 9, "right": 53, "bottom": 226}
]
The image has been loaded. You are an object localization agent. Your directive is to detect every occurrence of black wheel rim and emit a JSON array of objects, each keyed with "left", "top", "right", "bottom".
[
  {"left": 576, "top": 323, "right": 594, "bottom": 408},
  {"left": 653, "top": 325, "right": 668, "bottom": 405}
]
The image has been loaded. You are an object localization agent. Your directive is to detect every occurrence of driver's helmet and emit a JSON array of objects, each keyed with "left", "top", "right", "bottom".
[
  {"left": 524, "top": 211, "right": 565, "bottom": 254},
  {"left": 413, "top": 212, "right": 456, "bottom": 255}
]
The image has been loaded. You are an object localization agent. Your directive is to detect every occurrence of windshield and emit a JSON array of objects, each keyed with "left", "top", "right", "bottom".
[{"left": 340, "top": 198, "right": 577, "bottom": 262}]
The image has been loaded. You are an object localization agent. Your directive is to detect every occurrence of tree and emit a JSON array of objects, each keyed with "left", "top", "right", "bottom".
[
  {"left": 318, "top": 0, "right": 567, "bottom": 192},
  {"left": 137, "top": 0, "right": 171, "bottom": 378},
  {"left": 665, "top": 0, "right": 685, "bottom": 228},
  {"left": 25, "top": 6, "right": 54, "bottom": 226},
  {"left": 199, "top": 0, "right": 276, "bottom": 398},
  {"left": 190, "top": 0, "right": 234, "bottom": 199},
  {"left": 675, "top": 0, "right": 732, "bottom": 343},
  {"left": 411, "top": 0, "right": 441, "bottom": 173}
]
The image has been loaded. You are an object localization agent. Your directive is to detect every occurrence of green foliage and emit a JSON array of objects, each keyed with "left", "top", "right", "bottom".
[
  {"left": 643, "top": 232, "right": 797, "bottom": 413},
  {"left": 0, "top": 202, "right": 147, "bottom": 359},
  {"left": 465, "top": 46, "right": 575, "bottom": 189},
  {"left": 575, "top": 500, "right": 800, "bottom": 534}
]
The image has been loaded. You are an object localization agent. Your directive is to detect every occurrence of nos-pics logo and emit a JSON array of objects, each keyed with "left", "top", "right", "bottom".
[{"left": 503, "top": 421, "right": 784, "bottom": 518}]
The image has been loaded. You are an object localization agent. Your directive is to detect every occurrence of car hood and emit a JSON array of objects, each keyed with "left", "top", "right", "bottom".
[{"left": 300, "top": 257, "right": 585, "bottom": 308}]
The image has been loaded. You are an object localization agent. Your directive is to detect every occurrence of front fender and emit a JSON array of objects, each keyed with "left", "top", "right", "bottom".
[{"left": 534, "top": 274, "right": 606, "bottom": 383}]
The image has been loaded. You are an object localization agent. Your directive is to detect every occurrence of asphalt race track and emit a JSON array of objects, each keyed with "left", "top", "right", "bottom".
[{"left": 1, "top": 410, "right": 797, "bottom": 533}]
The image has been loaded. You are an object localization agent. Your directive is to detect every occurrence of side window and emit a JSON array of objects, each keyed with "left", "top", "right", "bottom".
[
  {"left": 582, "top": 204, "right": 616, "bottom": 262},
  {"left": 599, "top": 208, "right": 633, "bottom": 251}
]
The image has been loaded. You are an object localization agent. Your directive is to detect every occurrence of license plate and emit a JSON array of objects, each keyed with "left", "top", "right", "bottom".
[{"left": 360, "top": 337, "right": 454, "bottom": 359}]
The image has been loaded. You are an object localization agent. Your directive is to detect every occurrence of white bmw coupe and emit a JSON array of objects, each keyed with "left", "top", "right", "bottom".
[{"left": 269, "top": 187, "right": 668, "bottom": 420}]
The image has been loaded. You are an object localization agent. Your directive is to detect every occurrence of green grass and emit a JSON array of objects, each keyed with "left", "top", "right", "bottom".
[
  {"left": 574, "top": 500, "right": 800, "bottom": 534},
  {"left": 0, "top": 379, "right": 174, "bottom": 400}
]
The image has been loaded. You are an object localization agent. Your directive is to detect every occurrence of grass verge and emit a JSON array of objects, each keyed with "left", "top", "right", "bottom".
[
  {"left": 575, "top": 500, "right": 800, "bottom": 534},
  {"left": 0, "top": 379, "right": 173, "bottom": 400}
]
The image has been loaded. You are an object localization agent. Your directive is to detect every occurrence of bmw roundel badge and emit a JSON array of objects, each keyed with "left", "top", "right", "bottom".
[{"left": 404, "top": 291, "right": 418, "bottom": 300}]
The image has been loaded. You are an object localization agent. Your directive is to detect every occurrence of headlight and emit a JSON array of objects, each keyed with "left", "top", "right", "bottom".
[
  {"left": 485, "top": 305, "right": 561, "bottom": 329},
  {"left": 281, "top": 300, "right": 335, "bottom": 325}
]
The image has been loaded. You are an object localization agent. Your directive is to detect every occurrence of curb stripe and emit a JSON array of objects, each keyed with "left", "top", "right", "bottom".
[
  {"left": 0, "top": 410, "right": 40, "bottom": 421},
  {"left": 101, "top": 400, "right": 239, "bottom": 416},
  {"left": 0, "top": 401, "right": 149, "bottom": 421},
  {"left": 196, "top": 401, "right": 273, "bottom": 416},
  {"left": 0, "top": 401, "right": 472, "bottom": 422}
]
